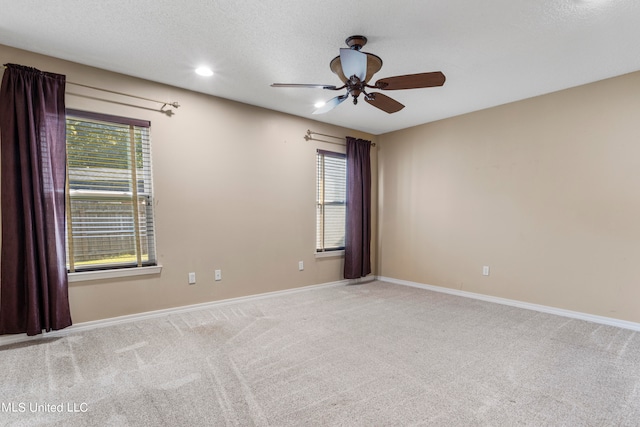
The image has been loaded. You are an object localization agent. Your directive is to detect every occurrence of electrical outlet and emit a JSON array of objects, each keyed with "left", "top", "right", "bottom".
[
  {"left": 298, "top": 261, "right": 304, "bottom": 271},
  {"left": 482, "top": 266, "right": 490, "bottom": 276},
  {"left": 215, "top": 269, "right": 222, "bottom": 281},
  {"left": 188, "top": 272, "right": 196, "bottom": 284}
]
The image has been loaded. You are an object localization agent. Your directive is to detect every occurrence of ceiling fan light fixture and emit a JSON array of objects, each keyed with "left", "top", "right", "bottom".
[{"left": 330, "top": 53, "right": 383, "bottom": 85}]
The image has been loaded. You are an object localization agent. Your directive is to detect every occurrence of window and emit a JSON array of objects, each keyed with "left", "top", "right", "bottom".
[
  {"left": 316, "top": 150, "right": 346, "bottom": 252},
  {"left": 65, "top": 110, "right": 156, "bottom": 272}
]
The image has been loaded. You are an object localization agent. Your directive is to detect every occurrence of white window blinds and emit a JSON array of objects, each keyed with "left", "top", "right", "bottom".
[
  {"left": 65, "top": 110, "right": 156, "bottom": 271},
  {"left": 316, "top": 150, "right": 346, "bottom": 252}
]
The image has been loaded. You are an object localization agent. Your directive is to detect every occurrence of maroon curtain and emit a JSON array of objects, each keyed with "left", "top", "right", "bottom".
[
  {"left": 0, "top": 64, "right": 72, "bottom": 336},
  {"left": 344, "top": 137, "right": 372, "bottom": 279}
]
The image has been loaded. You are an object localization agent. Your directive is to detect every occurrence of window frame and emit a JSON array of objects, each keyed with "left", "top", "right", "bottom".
[
  {"left": 316, "top": 149, "right": 347, "bottom": 254},
  {"left": 65, "top": 109, "right": 160, "bottom": 280}
]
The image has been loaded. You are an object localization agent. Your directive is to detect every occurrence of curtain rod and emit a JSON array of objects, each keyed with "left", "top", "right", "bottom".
[
  {"left": 2, "top": 64, "right": 180, "bottom": 110},
  {"left": 67, "top": 82, "right": 180, "bottom": 109},
  {"left": 304, "top": 129, "right": 376, "bottom": 147}
]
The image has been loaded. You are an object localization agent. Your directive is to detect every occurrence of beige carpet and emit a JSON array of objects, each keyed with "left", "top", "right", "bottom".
[{"left": 1, "top": 280, "right": 640, "bottom": 426}]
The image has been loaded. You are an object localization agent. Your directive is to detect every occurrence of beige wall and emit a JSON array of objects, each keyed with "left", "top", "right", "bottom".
[
  {"left": 378, "top": 71, "right": 640, "bottom": 323},
  {"left": 4, "top": 41, "right": 639, "bottom": 326},
  {"left": 0, "top": 44, "right": 378, "bottom": 323}
]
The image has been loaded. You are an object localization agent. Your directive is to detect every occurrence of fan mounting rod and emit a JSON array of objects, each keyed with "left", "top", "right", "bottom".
[{"left": 345, "top": 35, "right": 367, "bottom": 51}]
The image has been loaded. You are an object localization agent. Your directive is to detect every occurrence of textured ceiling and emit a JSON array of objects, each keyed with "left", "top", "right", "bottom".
[{"left": 1, "top": 0, "right": 639, "bottom": 134}]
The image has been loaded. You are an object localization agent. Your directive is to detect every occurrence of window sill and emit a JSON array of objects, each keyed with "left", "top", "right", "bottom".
[
  {"left": 315, "top": 250, "right": 345, "bottom": 259},
  {"left": 68, "top": 265, "right": 162, "bottom": 283}
]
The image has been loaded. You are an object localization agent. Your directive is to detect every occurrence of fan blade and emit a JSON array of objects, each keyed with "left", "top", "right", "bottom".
[
  {"left": 272, "top": 83, "right": 338, "bottom": 90},
  {"left": 375, "top": 72, "right": 446, "bottom": 90},
  {"left": 313, "top": 94, "right": 348, "bottom": 114},
  {"left": 364, "top": 92, "right": 405, "bottom": 114},
  {"left": 340, "top": 48, "right": 367, "bottom": 81}
]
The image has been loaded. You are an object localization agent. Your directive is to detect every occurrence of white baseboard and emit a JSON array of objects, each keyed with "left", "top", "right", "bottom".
[
  {"left": 0, "top": 279, "right": 351, "bottom": 347},
  {"left": 377, "top": 276, "right": 640, "bottom": 332},
  {"left": 7, "top": 275, "right": 634, "bottom": 347}
]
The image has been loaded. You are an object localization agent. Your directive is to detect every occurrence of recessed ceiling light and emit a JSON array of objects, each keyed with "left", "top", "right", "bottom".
[
  {"left": 314, "top": 101, "right": 326, "bottom": 108},
  {"left": 195, "top": 66, "right": 213, "bottom": 77}
]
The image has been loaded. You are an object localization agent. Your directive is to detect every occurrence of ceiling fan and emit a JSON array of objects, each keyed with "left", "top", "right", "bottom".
[{"left": 271, "top": 35, "right": 446, "bottom": 114}]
